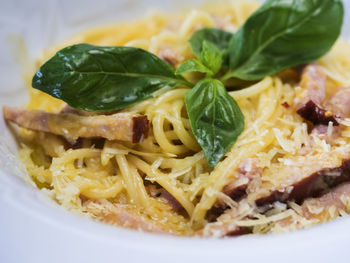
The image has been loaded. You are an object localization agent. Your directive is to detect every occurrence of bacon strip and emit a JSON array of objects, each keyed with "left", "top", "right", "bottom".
[
  {"left": 207, "top": 159, "right": 262, "bottom": 222},
  {"left": 254, "top": 154, "right": 350, "bottom": 207},
  {"left": 219, "top": 159, "right": 262, "bottom": 205},
  {"left": 147, "top": 185, "right": 183, "bottom": 213},
  {"left": 326, "top": 86, "right": 350, "bottom": 118},
  {"left": 201, "top": 182, "right": 350, "bottom": 237},
  {"left": 200, "top": 181, "right": 350, "bottom": 237},
  {"left": 3, "top": 106, "right": 149, "bottom": 143},
  {"left": 274, "top": 182, "right": 350, "bottom": 230},
  {"left": 295, "top": 66, "right": 350, "bottom": 126},
  {"left": 309, "top": 124, "right": 341, "bottom": 145},
  {"left": 296, "top": 64, "right": 326, "bottom": 108},
  {"left": 295, "top": 64, "right": 339, "bottom": 125},
  {"left": 83, "top": 199, "right": 168, "bottom": 234},
  {"left": 196, "top": 222, "right": 250, "bottom": 238},
  {"left": 209, "top": 152, "right": 350, "bottom": 226}
]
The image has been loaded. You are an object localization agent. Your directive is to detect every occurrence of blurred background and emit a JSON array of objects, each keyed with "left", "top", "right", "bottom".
[{"left": 1, "top": 0, "right": 349, "bottom": 105}]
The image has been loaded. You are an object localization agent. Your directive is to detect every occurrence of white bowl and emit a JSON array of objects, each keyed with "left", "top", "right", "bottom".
[{"left": 1, "top": 1, "right": 350, "bottom": 262}]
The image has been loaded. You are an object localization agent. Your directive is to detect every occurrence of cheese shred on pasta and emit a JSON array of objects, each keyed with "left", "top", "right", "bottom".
[{"left": 15, "top": 1, "right": 350, "bottom": 236}]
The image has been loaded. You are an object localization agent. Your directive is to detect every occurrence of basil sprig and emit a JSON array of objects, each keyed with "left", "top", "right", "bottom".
[
  {"left": 32, "top": 0, "right": 344, "bottom": 168},
  {"left": 176, "top": 41, "right": 223, "bottom": 77},
  {"left": 189, "top": 28, "right": 233, "bottom": 67},
  {"left": 177, "top": 38, "right": 244, "bottom": 167}
]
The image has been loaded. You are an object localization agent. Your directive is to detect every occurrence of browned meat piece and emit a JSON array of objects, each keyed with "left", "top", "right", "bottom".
[
  {"left": 158, "top": 49, "right": 183, "bottom": 67},
  {"left": 207, "top": 159, "right": 262, "bottom": 222},
  {"left": 223, "top": 158, "right": 262, "bottom": 201},
  {"left": 147, "top": 185, "right": 183, "bottom": 213},
  {"left": 300, "top": 86, "right": 350, "bottom": 150},
  {"left": 296, "top": 64, "right": 326, "bottom": 108},
  {"left": 255, "top": 158, "right": 350, "bottom": 207},
  {"left": 300, "top": 182, "right": 350, "bottom": 220},
  {"left": 103, "top": 207, "right": 167, "bottom": 233},
  {"left": 84, "top": 200, "right": 168, "bottom": 234},
  {"left": 295, "top": 66, "right": 350, "bottom": 126},
  {"left": 310, "top": 124, "right": 341, "bottom": 145},
  {"left": 202, "top": 182, "right": 350, "bottom": 237},
  {"left": 326, "top": 86, "right": 350, "bottom": 118},
  {"left": 297, "top": 101, "right": 339, "bottom": 126},
  {"left": 301, "top": 86, "right": 350, "bottom": 147},
  {"left": 195, "top": 222, "right": 250, "bottom": 238},
  {"left": 295, "top": 65, "right": 339, "bottom": 125},
  {"left": 275, "top": 182, "right": 350, "bottom": 229},
  {"left": 3, "top": 106, "right": 149, "bottom": 143}
]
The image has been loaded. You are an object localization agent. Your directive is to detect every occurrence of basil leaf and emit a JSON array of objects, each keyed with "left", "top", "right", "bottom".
[
  {"left": 225, "top": 0, "right": 344, "bottom": 81},
  {"left": 185, "top": 78, "right": 244, "bottom": 168},
  {"left": 176, "top": 41, "right": 223, "bottom": 77},
  {"left": 200, "top": 40, "right": 223, "bottom": 75},
  {"left": 189, "top": 28, "right": 233, "bottom": 60},
  {"left": 32, "top": 44, "right": 192, "bottom": 111},
  {"left": 176, "top": 59, "right": 213, "bottom": 76}
]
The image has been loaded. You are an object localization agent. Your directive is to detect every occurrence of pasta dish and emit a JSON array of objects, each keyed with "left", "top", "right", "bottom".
[{"left": 3, "top": 0, "right": 350, "bottom": 237}]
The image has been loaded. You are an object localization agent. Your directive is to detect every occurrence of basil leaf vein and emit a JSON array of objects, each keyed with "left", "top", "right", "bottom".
[
  {"left": 185, "top": 78, "right": 244, "bottom": 167},
  {"left": 224, "top": 0, "right": 344, "bottom": 81},
  {"left": 200, "top": 40, "right": 223, "bottom": 75},
  {"left": 175, "top": 59, "right": 213, "bottom": 76},
  {"left": 189, "top": 28, "right": 233, "bottom": 67}
]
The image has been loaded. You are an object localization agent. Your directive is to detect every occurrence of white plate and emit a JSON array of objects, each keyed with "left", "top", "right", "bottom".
[{"left": 1, "top": 1, "right": 350, "bottom": 262}]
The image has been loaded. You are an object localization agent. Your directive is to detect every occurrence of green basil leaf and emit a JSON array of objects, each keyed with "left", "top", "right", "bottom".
[
  {"left": 185, "top": 78, "right": 244, "bottom": 168},
  {"left": 176, "top": 59, "right": 213, "bottom": 76},
  {"left": 189, "top": 28, "right": 233, "bottom": 59},
  {"left": 225, "top": 0, "right": 344, "bottom": 81},
  {"left": 200, "top": 40, "right": 223, "bottom": 75},
  {"left": 32, "top": 44, "right": 192, "bottom": 111}
]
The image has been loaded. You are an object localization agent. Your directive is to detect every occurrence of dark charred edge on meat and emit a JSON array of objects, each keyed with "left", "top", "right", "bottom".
[
  {"left": 145, "top": 182, "right": 185, "bottom": 214},
  {"left": 224, "top": 184, "right": 248, "bottom": 201},
  {"left": 206, "top": 184, "right": 249, "bottom": 222},
  {"left": 132, "top": 116, "right": 149, "bottom": 143},
  {"left": 64, "top": 137, "right": 83, "bottom": 150},
  {"left": 256, "top": 159, "right": 350, "bottom": 207},
  {"left": 206, "top": 207, "right": 227, "bottom": 223},
  {"left": 297, "top": 100, "right": 339, "bottom": 126},
  {"left": 226, "top": 226, "right": 252, "bottom": 237},
  {"left": 195, "top": 225, "right": 251, "bottom": 237},
  {"left": 158, "top": 188, "right": 184, "bottom": 214}
]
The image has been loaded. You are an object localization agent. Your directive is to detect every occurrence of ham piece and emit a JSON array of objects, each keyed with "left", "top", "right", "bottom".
[
  {"left": 295, "top": 64, "right": 339, "bottom": 125},
  {"left": 3, "top": 106, "right": 149, "bottom": 143},
  {"left": 274, "top": 182, "right": 350, "bottom": 230}
]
